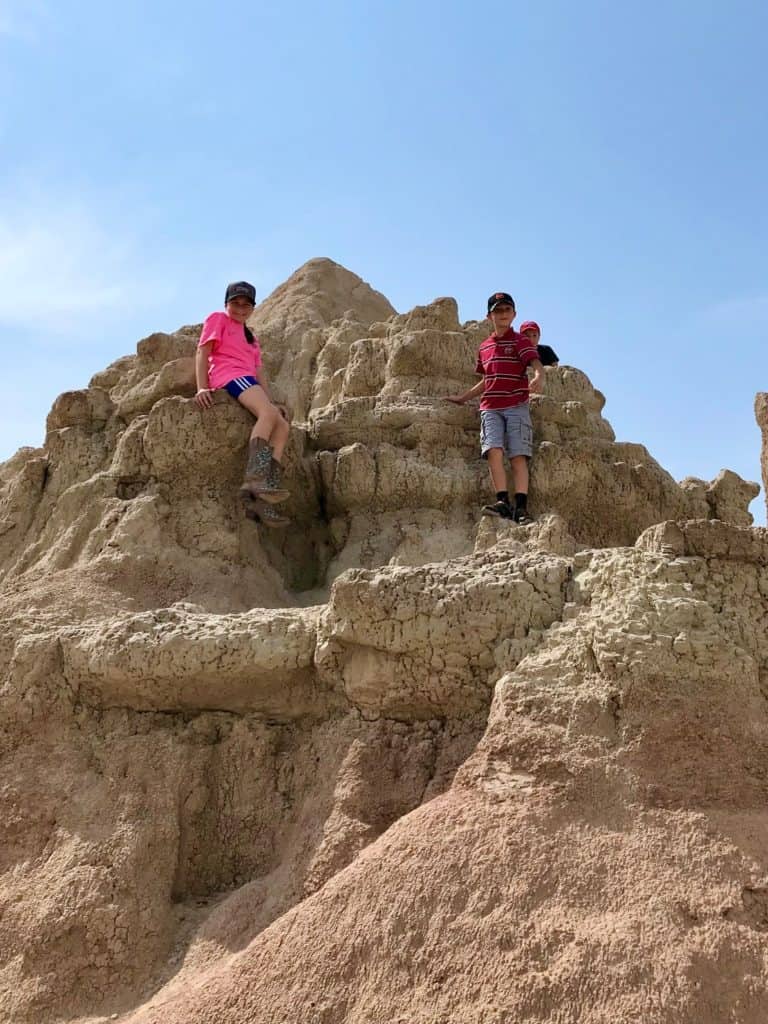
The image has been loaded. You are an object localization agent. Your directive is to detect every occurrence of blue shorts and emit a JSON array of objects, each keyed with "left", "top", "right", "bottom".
[
  {"left": 480, "top": 404, "right": 533, "bottom": 459},
  {"left": 224, "top": 375, "right": 259, "bottom": 398}
]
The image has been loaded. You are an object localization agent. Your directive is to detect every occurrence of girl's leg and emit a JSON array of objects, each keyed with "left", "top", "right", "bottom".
[
  {"left": 269, "top": 414, "right": 291, "bottom": 462},
  {"left": 236, "top": 385, "right": 279, "bottom": 438},
  {"left": 235, "top": 386, "right": 289, "bottom": 503}
]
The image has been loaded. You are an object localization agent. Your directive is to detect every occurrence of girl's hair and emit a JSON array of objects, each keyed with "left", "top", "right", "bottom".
[{"left": 243, "top": 324, "right": 255, "bottom": 346}]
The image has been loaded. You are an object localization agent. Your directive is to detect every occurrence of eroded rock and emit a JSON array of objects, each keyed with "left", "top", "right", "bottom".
[
  {"left": 756, "top": 392, "right": 768, "bottom": 522},
  {"left": 0, "top": 260, "right": 766, "bottom": 1024}
]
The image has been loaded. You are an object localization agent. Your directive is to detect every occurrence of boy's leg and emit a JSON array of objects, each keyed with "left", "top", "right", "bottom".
[
  {"left": 487, "top": 448, "right": 508, "bottom": 493},
  {"left": 510, "top": 456, "right": 534, "bottom": 522},
  {"left": 481, "top": 411, "right": 509, "bottom": 494},
  {"left": 503, "top": 406, "right": 534, "bottom": 523},
  {"left": 484, "top": 448, "right": 514, "bottom": 518},
  {"left": 509, "top": 455, "right": 529, "bottom": 495},
  {"left": 480, "top": 409, "right": 514, "bottom": 518}
]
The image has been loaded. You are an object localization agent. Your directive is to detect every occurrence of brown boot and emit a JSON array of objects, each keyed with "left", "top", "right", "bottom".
[
  {"left": 242, "top": 493, "right": 290, "bottom": 528},
  {"left": 240, "top": 438, "right": 289, "bottom": 504},
  {"left": 268, "top": 456, "right": 288, "bottom": 495}
]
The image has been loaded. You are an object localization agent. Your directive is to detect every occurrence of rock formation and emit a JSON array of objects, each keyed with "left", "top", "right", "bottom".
[
  {"left": 757, "top": 392, "right": 768, "bottom": 523},
  {"left": 0, "top": 258, "right": 765, "bottom": 1024}
]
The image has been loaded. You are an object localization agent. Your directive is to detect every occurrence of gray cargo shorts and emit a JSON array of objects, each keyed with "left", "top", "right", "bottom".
[{"left": 480, "top": 403, "right": 533, "bottom": 459}]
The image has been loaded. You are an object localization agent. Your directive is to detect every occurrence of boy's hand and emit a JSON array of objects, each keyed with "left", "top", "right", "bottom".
[
  {"left": 529, "top": 375, "right": 543, "bottom": 396},
  {"left": 195, "top": 388, "right": 215, "bottom": 409},
  {"left": 444, "top": 395, "right": 466, "bottom": 405}
]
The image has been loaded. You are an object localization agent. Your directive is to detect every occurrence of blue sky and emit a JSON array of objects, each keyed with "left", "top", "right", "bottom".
[{"left": 1, "top": 0, "right": 766, "bottom": 522}]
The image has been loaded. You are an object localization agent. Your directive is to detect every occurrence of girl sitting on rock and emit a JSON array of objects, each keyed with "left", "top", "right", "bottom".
[{"left": 195, "top": 281, "right": 290, "bottom": 527}]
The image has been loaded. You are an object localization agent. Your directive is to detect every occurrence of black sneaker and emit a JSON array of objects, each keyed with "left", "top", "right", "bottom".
[
  {"left": 482, "top": 500, "right": 515, "bottom": 520},
  {"left": 514, "top": 509, "right": 535, "bottom": 525}
]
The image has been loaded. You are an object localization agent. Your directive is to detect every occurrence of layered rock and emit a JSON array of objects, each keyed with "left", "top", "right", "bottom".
[
  {"left": 0, "top": 265, "right": 758, "bottom": 615},
  {"left": 0, "top": 261, "right": 393, "bottom": 614},
  {"left": 251, "top": 256, "right": 396, "bottom": 421},
  {"left": 121, "top": 520, "right": 768, "bottom": 1024},
  {"left": 757, "top": 392, "right": 768, "bottom": 522},
  {"left": 304, "top": 294, "right": 758, "bottom": 568},
  {"left": 0, "top": 260, "right": 765, "bottom": 1024}
]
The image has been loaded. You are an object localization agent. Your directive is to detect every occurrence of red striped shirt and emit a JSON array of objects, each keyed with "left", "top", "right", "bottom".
[{"left": 475, "top": 329, "right": 539, "bottom": 411}]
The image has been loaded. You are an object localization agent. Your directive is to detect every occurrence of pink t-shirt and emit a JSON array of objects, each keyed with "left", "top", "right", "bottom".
[{"left": 198, "top": 312, "right": 262, "bottom": 389}]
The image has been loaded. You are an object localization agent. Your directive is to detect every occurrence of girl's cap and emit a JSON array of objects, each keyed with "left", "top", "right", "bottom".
[
  {"left": 225, "top": 281, "right": 256, "bottom": 305},
  {"left": 519, "top": 320, "right": 541, "bottom": 334}
]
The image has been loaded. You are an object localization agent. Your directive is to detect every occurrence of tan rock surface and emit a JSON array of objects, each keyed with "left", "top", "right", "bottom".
[
  {"left": 0, "top": 260, "right": 766, "bottom": 1024},
  {"left": 757, "top": 392, "right": 768, "bottom": 522},
  {"left": 123, "top": 521, "right": 768, "bottom": 1024},
  {"left": 250, "top": 256, "right": 396, "bottom": 421}
]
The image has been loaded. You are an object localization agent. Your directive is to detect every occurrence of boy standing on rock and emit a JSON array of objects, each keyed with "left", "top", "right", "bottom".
[{"left": 446, "top": 292, "right": 543, "bottom": 523}]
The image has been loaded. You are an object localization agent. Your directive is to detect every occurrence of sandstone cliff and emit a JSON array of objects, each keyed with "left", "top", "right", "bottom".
[
  {"left": 0, "top": 258, "right": 765, "bottom": 1024},
  {"left": 757, "top": 392, "right": 768, "bottom": 523}
]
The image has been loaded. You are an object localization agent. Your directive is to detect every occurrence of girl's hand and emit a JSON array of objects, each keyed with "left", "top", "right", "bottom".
[
  {"left": 195, "top": 388, "right": 215, "bottom": 409},
  {"left": 276, "top": 403, "right": 292, "bottom": 423}
]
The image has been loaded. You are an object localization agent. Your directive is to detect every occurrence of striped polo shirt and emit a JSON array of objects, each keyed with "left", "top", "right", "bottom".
[{"left": 475, "top": 328, "right": 539, "bottom": 411}]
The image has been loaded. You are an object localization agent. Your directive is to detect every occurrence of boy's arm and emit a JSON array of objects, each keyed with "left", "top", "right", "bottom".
[
  {"left": 445, "top": 379, "right": 485, "bottom": 404},
  {"left": 195, "top": 342, "right": 214, "bottom": 409},
  {"left": 528, "top": 358, "right": 544, "bottom": 395}
]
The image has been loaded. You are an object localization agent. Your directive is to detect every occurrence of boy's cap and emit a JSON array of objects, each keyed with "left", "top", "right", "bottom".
[
  {"left": 225, "top": 281, "right": 256, "bottom": 305},
  {"left": 519, "top": 320, "right": 541, "bottom": 334},
  {"left": 487, "top": 291, "right": 515, "bottom": 313}
]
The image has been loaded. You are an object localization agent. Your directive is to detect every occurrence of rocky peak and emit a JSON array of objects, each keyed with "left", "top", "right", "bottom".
[{"left": 0, "top": 262, "right": 766, "bottom": 1024}]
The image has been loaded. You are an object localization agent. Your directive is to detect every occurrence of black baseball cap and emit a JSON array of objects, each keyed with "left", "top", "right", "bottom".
[
  {"left": 487, "top": 291, "right": 515, "bottom": 313},
  {"left": 225, "top": 281, "right": 257, "bottom": 305}
]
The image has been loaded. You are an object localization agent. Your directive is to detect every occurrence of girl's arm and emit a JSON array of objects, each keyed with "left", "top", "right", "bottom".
[{"left": 195, "top": 342, "right": 214, "bottom": 409}]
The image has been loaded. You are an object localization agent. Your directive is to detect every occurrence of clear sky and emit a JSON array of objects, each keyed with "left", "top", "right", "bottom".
[{"left": 1, "top": 0, "right": 766, "bottom": 522}]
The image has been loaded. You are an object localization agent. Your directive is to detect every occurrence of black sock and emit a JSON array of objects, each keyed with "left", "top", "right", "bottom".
[
  {"left": 496, "top": 491, "right": 509, "bottom": 505},
  {"left": 514, "top": 492, "right": 528, "bottom": 511}
]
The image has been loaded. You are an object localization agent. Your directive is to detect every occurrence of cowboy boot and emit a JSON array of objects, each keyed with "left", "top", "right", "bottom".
[
  {"left": 242, "top": 493, "right": 290, "bottom": 528},
  {"left": 268, "top": 456, "right": 288, "bottom": 496},
  {"left": 240, "top": 438, "right": 289, "bottom": 504}
]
